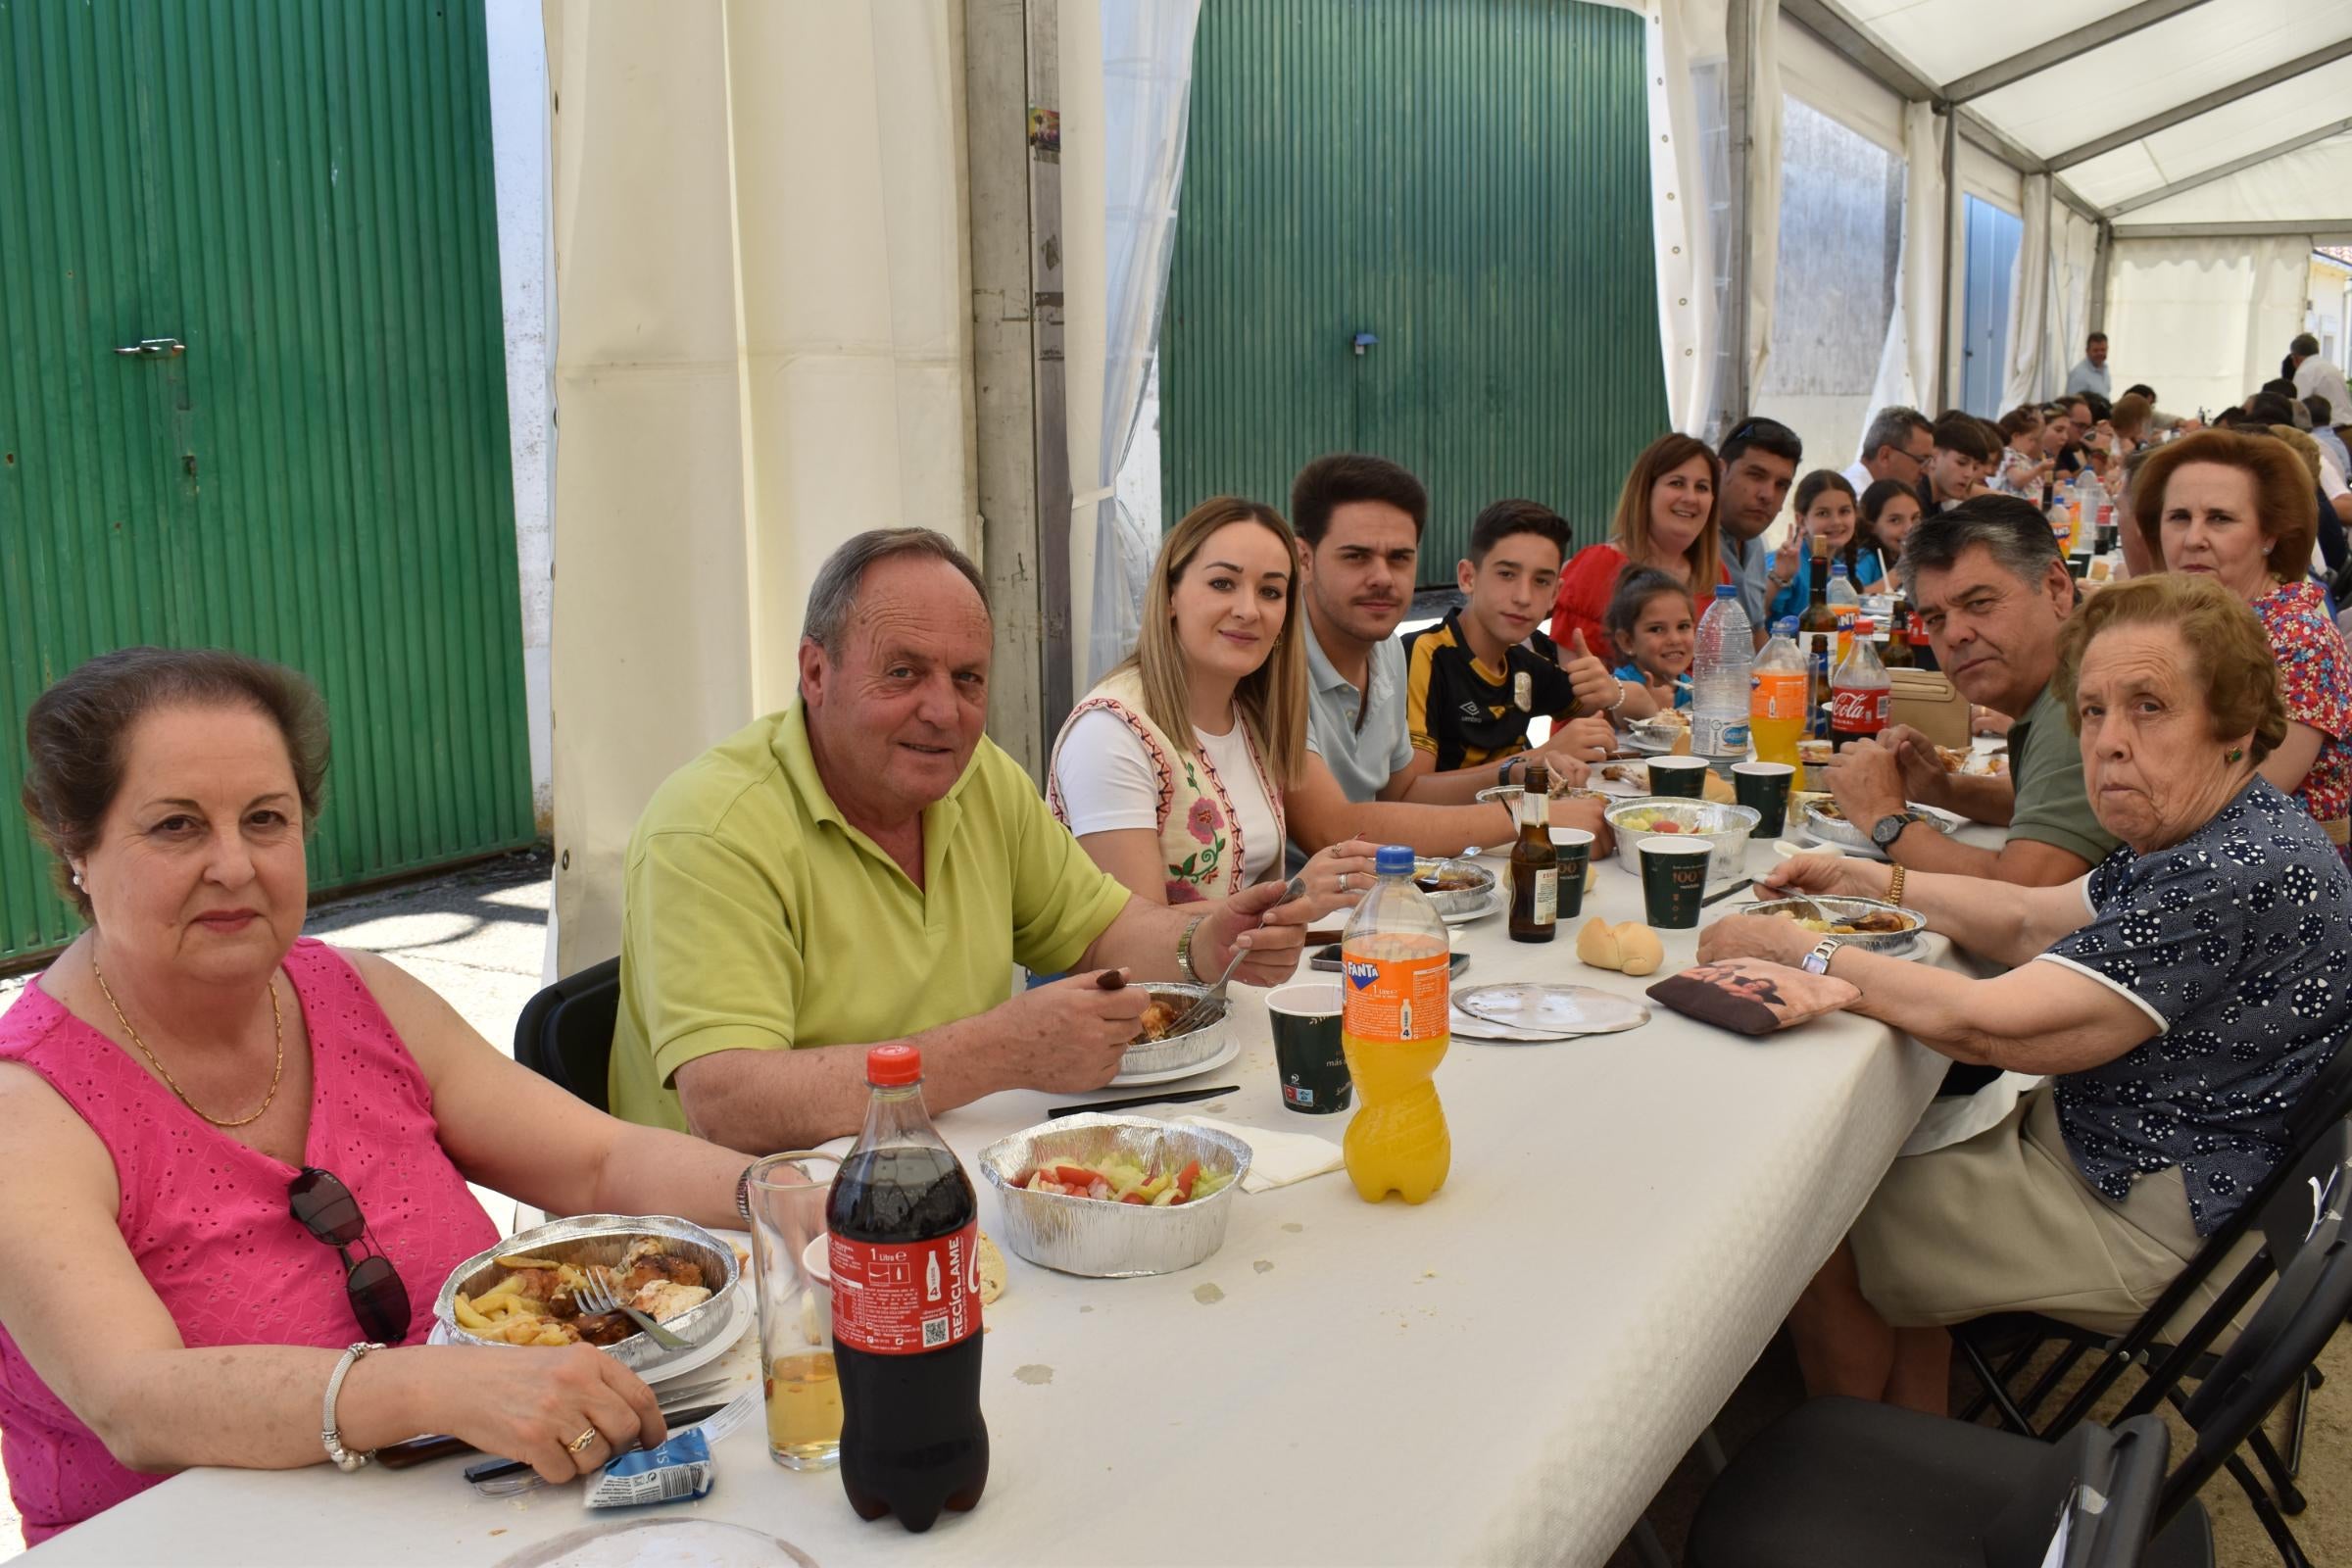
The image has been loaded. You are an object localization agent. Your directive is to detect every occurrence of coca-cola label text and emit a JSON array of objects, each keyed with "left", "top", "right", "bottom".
[
  {"left": 831, "top": 1220, "right": 981, "bottom": 1355},
  {"left": 1830, "top": 687, "right": 1889, "bottom": 735}
]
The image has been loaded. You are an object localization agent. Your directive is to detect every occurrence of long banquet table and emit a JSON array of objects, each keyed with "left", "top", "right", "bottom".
[{"left": 28, "top": 815, "right": 1997, "bottom": 1568}]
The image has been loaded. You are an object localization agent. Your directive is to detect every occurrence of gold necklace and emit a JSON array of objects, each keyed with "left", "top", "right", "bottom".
[{"left": 91, "top": 952, "right": 284, "bottom": 1128}]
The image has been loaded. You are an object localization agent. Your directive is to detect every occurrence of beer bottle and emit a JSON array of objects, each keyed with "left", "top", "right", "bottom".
[
  {"left": 1806, "top": 633, "right": 1833, "bottom": 740},
  {"left": 1507, "top": 762, "right": 1558, "bottom": 944},
  {"left": 1882, "top": 599, "right": 1917, "bottom": 669},
  {"left": 1798, "top": 537, "right": 1838, "bottom": 640}
]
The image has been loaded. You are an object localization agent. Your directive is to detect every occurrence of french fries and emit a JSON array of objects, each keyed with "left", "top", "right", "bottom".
[{"left": 448, "top": 1237, "right": 712, "bottom": 1349}]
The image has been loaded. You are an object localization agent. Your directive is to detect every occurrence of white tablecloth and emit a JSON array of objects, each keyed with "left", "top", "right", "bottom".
[{"left": 27, "top": 821, "right": 1994, "bottom": 1568}]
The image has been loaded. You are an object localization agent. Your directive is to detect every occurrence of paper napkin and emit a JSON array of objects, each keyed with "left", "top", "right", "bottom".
[{"left": 1172, "top": 1114, "right": 1345, "bottom": 1192}]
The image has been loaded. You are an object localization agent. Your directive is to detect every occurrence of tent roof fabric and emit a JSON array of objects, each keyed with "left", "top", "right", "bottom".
[{"left": 1801, "top": 0, "right": 2352, "bottom": 233}]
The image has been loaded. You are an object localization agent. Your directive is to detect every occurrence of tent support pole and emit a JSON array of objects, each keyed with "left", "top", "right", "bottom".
[
  {"left": 1936, "top": 102, "right": 1957, "bottom": 412},
  {"left": 2090, "top": 220, "right": 2112, "bottom": 336},
  {"left": 966, "top": 0, "right": 1051, "bottom": 778},
  {"left": 1724, "top": 0, "right": 1753, "bottom": 431}
]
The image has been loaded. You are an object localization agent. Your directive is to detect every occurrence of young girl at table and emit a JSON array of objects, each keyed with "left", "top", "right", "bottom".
[
  {"left": 1048, "top": 495, "right": 1373, "bottom": 910},
  {"left": 1762, "top": 469, "right": 1883, "bottom": 624},
  {"left": 1857, "top": 478, "right": 1923, "bottom": 581},
  {"left": 1602, "top": 567, "right": 1695, "bottom": 714}
]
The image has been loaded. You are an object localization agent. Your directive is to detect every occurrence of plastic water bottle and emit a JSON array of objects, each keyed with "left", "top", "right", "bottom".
[
  {"left": 1340, "top": 846, "right": 1451, "bottom": 1204},
  {"left": 1690, "top": 584, "right": 1753, "bottom": 762},
  {"left": 2077, "top": 470, "right": 2111, "bottom": 565}
]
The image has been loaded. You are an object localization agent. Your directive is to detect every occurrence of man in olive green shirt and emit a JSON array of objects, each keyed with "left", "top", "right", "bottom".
[
  {"left": 610, "top": 529, "right": 1307, "bottom": 1150},
  {"left": 1822, "top": 496, "right": 2120, "bottom": 885}
]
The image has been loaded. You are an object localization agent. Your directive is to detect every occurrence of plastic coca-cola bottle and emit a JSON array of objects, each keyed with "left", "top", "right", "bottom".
[
  {"left": 1829, "top": 620, "right": 1890, "bottom": 752},
  {"left": 827, "top": 1045, "right": 988, "bottom": 1531}
]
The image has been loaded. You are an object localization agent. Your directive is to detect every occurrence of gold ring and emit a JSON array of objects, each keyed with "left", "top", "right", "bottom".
[{"left": 566, "top": 1426, "right": 599, "bottom": 1454}]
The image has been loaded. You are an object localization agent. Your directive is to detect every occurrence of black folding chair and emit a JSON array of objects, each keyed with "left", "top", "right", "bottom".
[
  {"left": 513, "top": 956, "right": 621, "bottom": 1113},
  {"left": 1956, "top": 1044, "right": 2352, "bottom": 1457},
  {"left": 1685, "top": 1404, "right": 2172, "bottom": 1567},
  {"left": 1690, "top": 1148, "right": 2352, "bottom": 1568}
]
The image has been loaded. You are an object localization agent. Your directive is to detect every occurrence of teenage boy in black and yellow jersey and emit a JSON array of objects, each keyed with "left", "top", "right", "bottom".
[{"left": 1400, "top": 499, "right": 1617, "bottom": 791}]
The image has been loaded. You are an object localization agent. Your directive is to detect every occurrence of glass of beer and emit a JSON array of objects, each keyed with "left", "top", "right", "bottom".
[{"left": 747, "top": 1152, "right": 843, "bottom": 1470}]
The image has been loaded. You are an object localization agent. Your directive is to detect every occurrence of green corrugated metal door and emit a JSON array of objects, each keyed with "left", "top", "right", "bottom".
[
  {"left": 1162, "top": 0, "right": 1668, "bottom": 580},
  {"left": 0, "top": 0, "right": 531, "bottom": 960}
]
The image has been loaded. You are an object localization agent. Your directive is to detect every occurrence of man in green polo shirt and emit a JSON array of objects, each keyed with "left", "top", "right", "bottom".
[
  {"left": 610, "top": 529, "right": 1307, "bottom": 1150},
  {"left": 1822, "top": 495, "right": 2120, "bottom": 884}
]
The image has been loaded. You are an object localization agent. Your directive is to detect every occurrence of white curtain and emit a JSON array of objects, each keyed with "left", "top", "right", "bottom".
[
  {"left": 1999, "top": 173, "right": 2051, "bottom": 412},
  {"left": 1865, "top": 100, "right": 1947, "bottom": 426},
  {"left": 542, "top": 0, "right": 974, "bottom": 972},
  {"left": 2051, "top": 206, "right": 2099, "bottom": 390},
  {"left": 2104, "top": 235, "right": 2314, "bottom": 420},
  {"left": 1067, "top": 1, "right": 1203, "bottom": 691},
  {"left": 1647, "top": 0, "right": 1720, "bottom": 435}
]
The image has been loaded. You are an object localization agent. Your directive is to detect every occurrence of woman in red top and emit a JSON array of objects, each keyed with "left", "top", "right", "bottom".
[{"left": 1552, "top": 432, "right": 1731, "bottom": 670}]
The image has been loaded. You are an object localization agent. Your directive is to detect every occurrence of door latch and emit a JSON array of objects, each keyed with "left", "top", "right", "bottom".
[{"left": 114, "top": 338, "right": 186, "bottom": 358}]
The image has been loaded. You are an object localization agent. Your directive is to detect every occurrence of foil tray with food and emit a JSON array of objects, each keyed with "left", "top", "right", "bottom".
[
  {"left": 1474, "top": 782, "right": 1604, "bottom": 810},
  {"left": 1411, "top": 857, "right": 1498, "bottom": 918},
  {"left": 1800, "top": 799, "right": 1960, "bottom": 852},
  {"left": 978, "top": 1115, "right": 1251, "bottom": 1278},
  {"left": 433, "top": 1214, "right": 740, "bottom": 1373},
  {"left": 1602, "top": 797, "right": 1760, "bottom": 883},
  {"left": 1120, "top": 981, "right": 1229, "bottom": 1077},
  {"left": 1735, "top": 894, "right": 1925, "bottom": 955}
]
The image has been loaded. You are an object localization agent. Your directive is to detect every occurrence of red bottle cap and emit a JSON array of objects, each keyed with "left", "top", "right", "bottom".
[
  {"left": 1855, "top": 619, "right": 1876, "bottom": 635},
  {"left": 866, "top": 1045, "right": 922, "bottom": 1086}
]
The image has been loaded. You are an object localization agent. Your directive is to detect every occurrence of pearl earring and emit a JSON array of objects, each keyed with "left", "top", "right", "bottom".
[{"left": 71, "top": 870, "right": 83, "bottom": 890}]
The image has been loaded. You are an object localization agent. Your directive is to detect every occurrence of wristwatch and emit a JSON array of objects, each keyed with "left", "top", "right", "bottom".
[
  {"left": 1870, "top": 809, "right": 1923, "bottom": 851},
  {"left": 1801, "top": 935, "right": 1847, "bottom": 976}
]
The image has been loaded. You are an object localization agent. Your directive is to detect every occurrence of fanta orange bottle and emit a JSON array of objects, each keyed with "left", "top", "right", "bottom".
[{"left": 1339, "top": 846, "right": 1452, "bottom": 1203}]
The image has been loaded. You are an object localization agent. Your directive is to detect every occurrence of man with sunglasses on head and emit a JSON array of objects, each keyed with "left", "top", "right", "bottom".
[
  {"left": 1718, "top": 416, "right": 1804, "bottom": 645},
  {"left": 0, "top": 648, "right": 764, "bottom": 1545}
]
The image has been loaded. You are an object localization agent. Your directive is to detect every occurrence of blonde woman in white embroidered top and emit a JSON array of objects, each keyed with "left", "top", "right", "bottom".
[{"left": 1052, "top": 497, "right": 1377, "bottom": 912}]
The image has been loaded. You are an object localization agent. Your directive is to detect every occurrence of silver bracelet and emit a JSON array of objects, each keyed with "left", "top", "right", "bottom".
[
  {"left": 1605, "top": 679, "right": 1629, "bottom": 714},
  {"left": 1176, "top": 914, "right": 1208, "bottom": 982},
  {"left": 322, "top": 1341, "right": 387, "bottom": 1472}
]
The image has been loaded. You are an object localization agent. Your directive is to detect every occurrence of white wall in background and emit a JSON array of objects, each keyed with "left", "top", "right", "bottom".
[{"left": 484, "top": 0, "right": 555, "bottom": 831}]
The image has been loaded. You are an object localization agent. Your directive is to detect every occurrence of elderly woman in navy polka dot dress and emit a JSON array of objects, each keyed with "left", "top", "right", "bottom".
[{"left": 1699, "top": 573, "right": 2351, "bottom": 1414}]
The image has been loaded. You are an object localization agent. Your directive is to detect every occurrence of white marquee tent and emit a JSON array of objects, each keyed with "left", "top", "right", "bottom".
[
  {"left": 540, "top": 0, "right": 2352, "bottom": 969},
  {"left": 1683, "top": 0, "right": 2352, "bottom": 443}
]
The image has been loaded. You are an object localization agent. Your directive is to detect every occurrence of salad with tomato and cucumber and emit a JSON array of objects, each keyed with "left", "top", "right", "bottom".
[{"left": 1010, "top": 1152, "right": 1235, "bottom": 1205}]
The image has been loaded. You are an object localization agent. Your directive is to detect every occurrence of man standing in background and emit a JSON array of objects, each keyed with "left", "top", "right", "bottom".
[
  {"left": 2063, "top": 331, "right": 2111, "bottom": 399},
  {"left": 2291, "top": 332, "right": 2352, "bottom": 424}
]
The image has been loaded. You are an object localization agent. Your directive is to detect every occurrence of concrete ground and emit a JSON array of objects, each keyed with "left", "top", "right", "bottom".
[{"left": 2, "top": 848, "right": 2344, "bottom": 1564}]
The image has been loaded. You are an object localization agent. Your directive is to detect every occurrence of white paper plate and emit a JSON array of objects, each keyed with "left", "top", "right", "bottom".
[
  {"left": 1454, "top": 983, "right": 1650, "bottom": 1035},
  {"left": 495, "top": 1519, "right": 814, "bottom": 1568},
  {"left": 1448, "top": 1005, "right": 1589, "bottom": 1044},
  {"left": 1438, "top": 887, "right": 1506, "bottom": 926},
  {"left": 1106, "top": 1035, "right": 1242, "bottom": 1088},
  {"left": 425, "top": 1274, "right": 754, "bottom": 1386}
]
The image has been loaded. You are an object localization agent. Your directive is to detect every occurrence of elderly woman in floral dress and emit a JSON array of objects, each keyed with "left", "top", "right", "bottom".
[{"left": 2129, "top": 428, "right": 2352, "bottom": 863}]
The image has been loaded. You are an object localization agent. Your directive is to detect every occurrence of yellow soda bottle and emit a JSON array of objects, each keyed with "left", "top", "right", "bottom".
[{"left": 1339, "top": 845, "right": 1452, "bottom": 1203}]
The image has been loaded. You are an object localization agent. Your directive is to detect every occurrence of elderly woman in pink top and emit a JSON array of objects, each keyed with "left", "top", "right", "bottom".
[{"left": 0, "top": 649, "right": 752, "bottom": 1544}]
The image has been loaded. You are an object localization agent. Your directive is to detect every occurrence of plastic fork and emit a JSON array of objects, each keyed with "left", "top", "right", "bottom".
[{"left": 573, "top": 1266, "right": 690, "bottom": 1351}]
